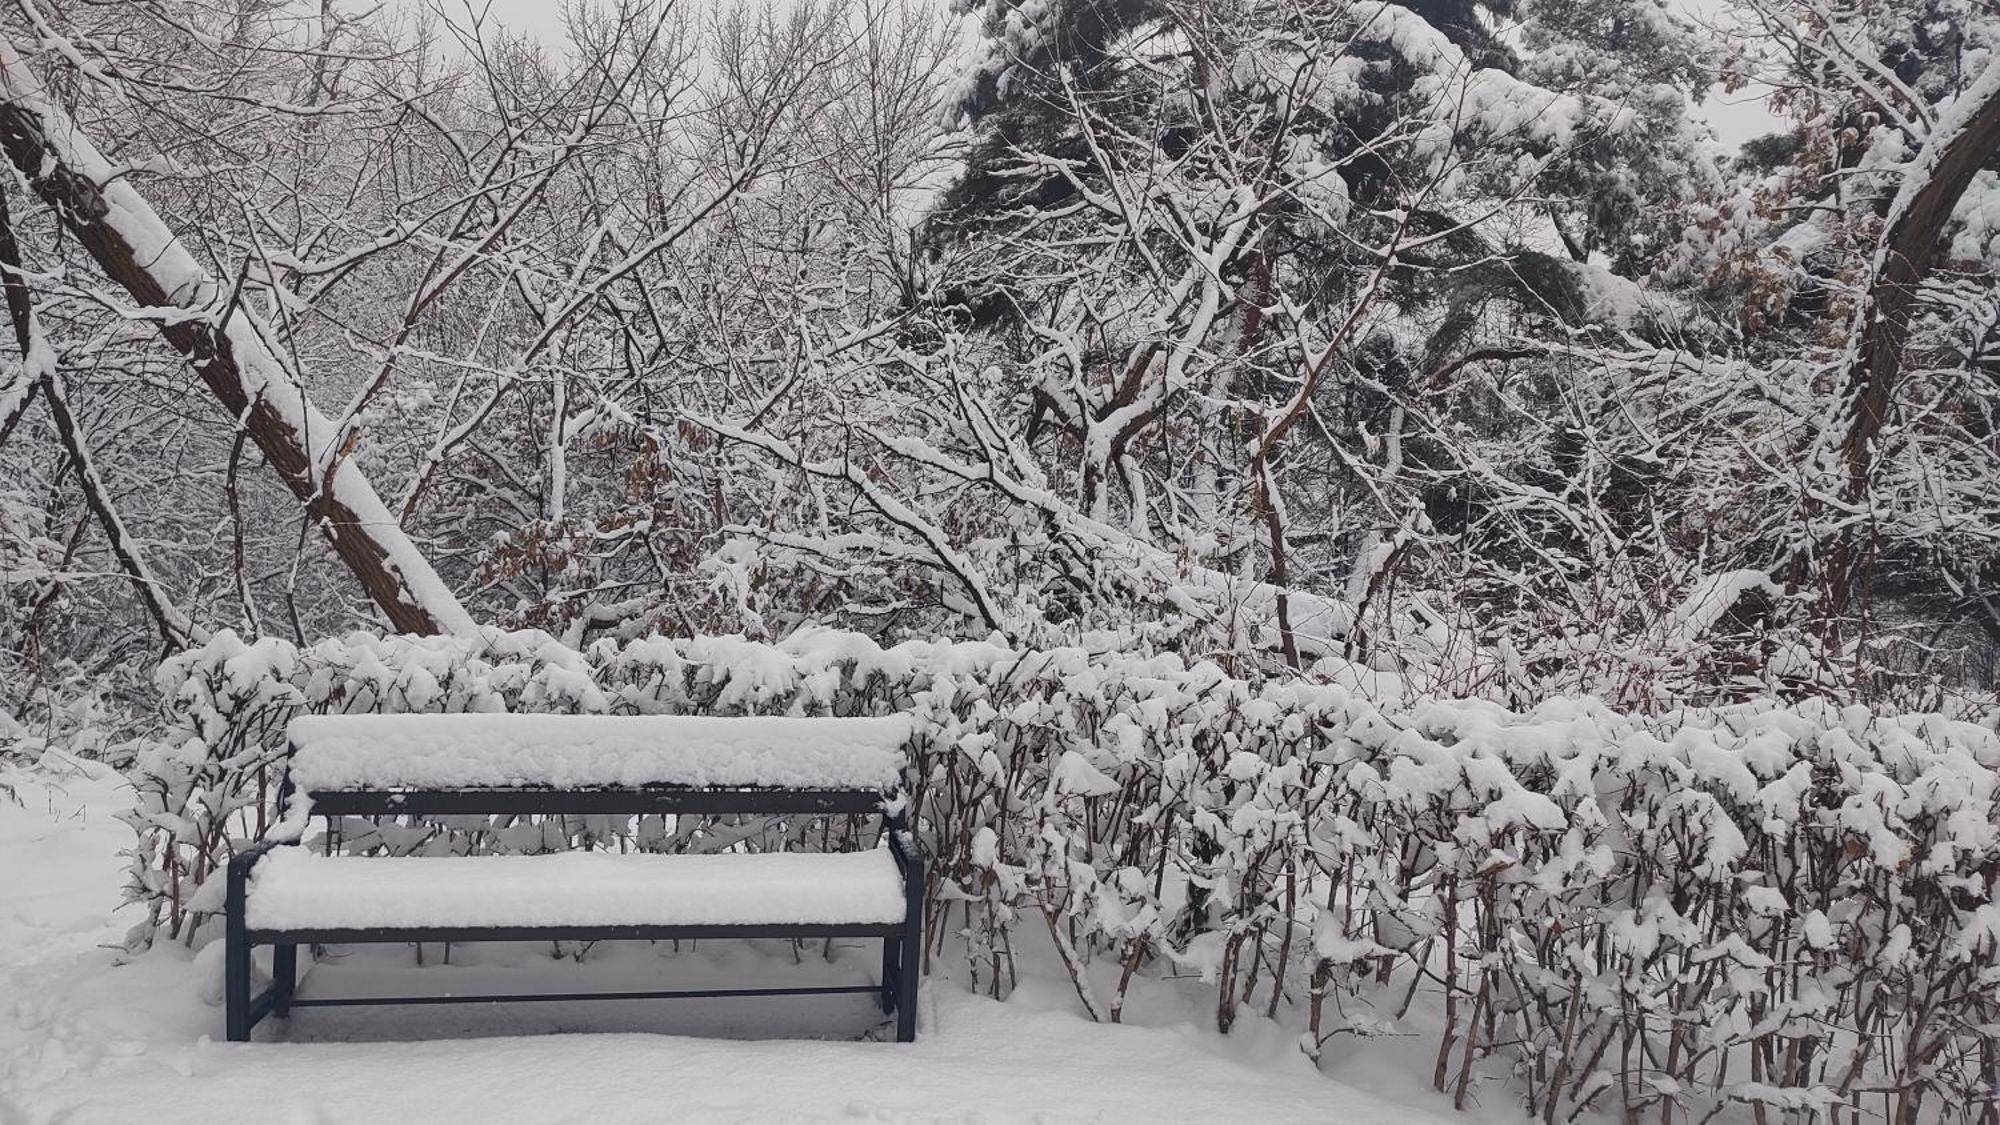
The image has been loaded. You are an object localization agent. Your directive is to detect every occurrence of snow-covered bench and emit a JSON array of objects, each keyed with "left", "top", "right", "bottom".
[{"left": 224, "top": 713, "right": 924, "bottom": 1043}]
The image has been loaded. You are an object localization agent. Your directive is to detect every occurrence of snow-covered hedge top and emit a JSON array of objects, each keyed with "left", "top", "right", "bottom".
[
  {"left": 130, "top": 627, "right": 2000, "bottom": 1120},
  {"left": 285, "top": 713, "right": 911, "bottom": 792}
]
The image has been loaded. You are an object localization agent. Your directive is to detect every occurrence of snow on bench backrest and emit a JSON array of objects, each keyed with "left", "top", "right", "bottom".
[{"left": 286, "top": 714, "right": 911, "bottom": 793}]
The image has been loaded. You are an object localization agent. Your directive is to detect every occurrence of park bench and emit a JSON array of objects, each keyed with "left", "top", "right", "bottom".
[{"left": 224, "top": 712, "right": 924, "bottom": 1043}]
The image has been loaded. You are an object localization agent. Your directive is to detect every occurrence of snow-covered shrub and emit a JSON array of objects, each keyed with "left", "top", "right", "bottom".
[{"left": 132, "top": 628, "right": 2000, "bottom": 1123}]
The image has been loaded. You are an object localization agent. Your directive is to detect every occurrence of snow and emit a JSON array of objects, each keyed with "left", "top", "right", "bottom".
[
  {"left": 0, "top": 760, "right": 1475, "bottom": 1125},
  {"left": 1362, "top": 4, "right": 1594, "bottom": 150},
  {"left": 1566, "top": 259, "right": 1660, "bottom": 329},
  {"left": 245, "top": 847, "right": 910, "bottom": 929},
  {"left": 1668, "top": 569, "right": 1781, "bottom": 644},
  {"left": 1951, "top": 169, "right": 2000, "bottom": 264},
  {"left": 285, "top": 713, "right": 913, "bottom": 792}
]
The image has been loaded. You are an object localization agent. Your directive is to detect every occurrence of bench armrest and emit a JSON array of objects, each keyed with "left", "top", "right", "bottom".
[
  {"left": 228, "top": 837, "right": 290, "bottom": 871},
  {"left": 885, "top": 813, "right": 924, "bottom": 894},
  {"left": 885, "top": 825, "right": 919, "bottom": 868},
  {"left": 225, "top": 838, "right": 294, "bottom": 918}
]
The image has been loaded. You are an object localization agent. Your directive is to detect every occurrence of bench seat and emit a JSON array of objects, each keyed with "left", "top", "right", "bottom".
[{"left": 245, "top": 848, "right": 908, "bottom": 934}]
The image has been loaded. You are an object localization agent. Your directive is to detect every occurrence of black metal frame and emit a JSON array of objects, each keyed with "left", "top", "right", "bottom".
[{"left": 225, "top": 775, "right": 925, "bottom": 1044}]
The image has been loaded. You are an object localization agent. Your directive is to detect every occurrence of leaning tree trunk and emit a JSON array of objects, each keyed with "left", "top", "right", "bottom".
[
  {"left": 1811, "top": 59, "right": 2000, "bottom": 624},
  {"left": 0, "top": 36, "right": 476, "bottom": 637}
]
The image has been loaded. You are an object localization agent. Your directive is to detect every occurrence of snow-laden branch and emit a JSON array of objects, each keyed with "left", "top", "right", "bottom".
[
  {"left": 685, "top": 415, "right": 1013, "bottom": 635},
  {"left": 691, "top": 393, "right": 1357, "bottom": 658}
]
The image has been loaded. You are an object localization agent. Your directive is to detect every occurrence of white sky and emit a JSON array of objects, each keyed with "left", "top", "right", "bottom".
[
  {"left": 433, "top": 0, "right": 567, "bottom": 40},
  {"left": 1698, "top": 86, "right": 1784, "bottom": 149},
  {"left": 458, "top": 0, "right": 564, "bottom": 36},
  {"left": 1673, "top": 0, "right": 1787, "bottom": 149}
]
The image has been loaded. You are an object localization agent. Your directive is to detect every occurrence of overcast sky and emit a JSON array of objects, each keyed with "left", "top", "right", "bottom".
[{"left": 441, "top": 0, "right": 566, "bottom": 39}]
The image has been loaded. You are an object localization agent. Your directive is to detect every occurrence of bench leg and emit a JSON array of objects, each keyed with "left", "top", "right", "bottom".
[
  {"left": 895, "top": 879, "right": 921, "bottom": 1043},
  {"left": 225, "top": 910, "right": 252, "bottom": 1042},
  {"left": 895, "top": 935, "right": 918, "bottom": 1043},
  {"left": 272, "top": 944, "right": 297, "bottom": 1018},
  {"left": 879, "top": 938, "right": 899, "bottom": 1015},
  {"left": 224, "top": 850, "right": 277, "bottom": 1042},
  {"left": 893, "top": 830, "right": 925, "bottom": 1043}
]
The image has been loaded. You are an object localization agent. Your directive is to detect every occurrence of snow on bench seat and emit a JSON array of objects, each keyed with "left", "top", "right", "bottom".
[
  {"left": 285, "top": 714, "right": 910, "bottom": 793},
  {"left": 244, "top": 847, "right": 908, "bottom": 931}
]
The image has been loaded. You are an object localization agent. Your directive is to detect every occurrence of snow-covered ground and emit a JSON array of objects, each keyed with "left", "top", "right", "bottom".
[{"left": 0, "top": 760, "right": 1482, "bottom": 1124}]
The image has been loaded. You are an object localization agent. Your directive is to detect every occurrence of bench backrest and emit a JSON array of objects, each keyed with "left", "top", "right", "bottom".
[{"left": 285, "top": 713, "right": 910, "bottom": 818}]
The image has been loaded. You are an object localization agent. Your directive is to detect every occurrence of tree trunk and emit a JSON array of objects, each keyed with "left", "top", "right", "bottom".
[
  {"left": 0, "top": 36, "right": 475, "bottom": 637},
  {"left": 1814, "top": 60, "right": 2000, "bottom": 622}
]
